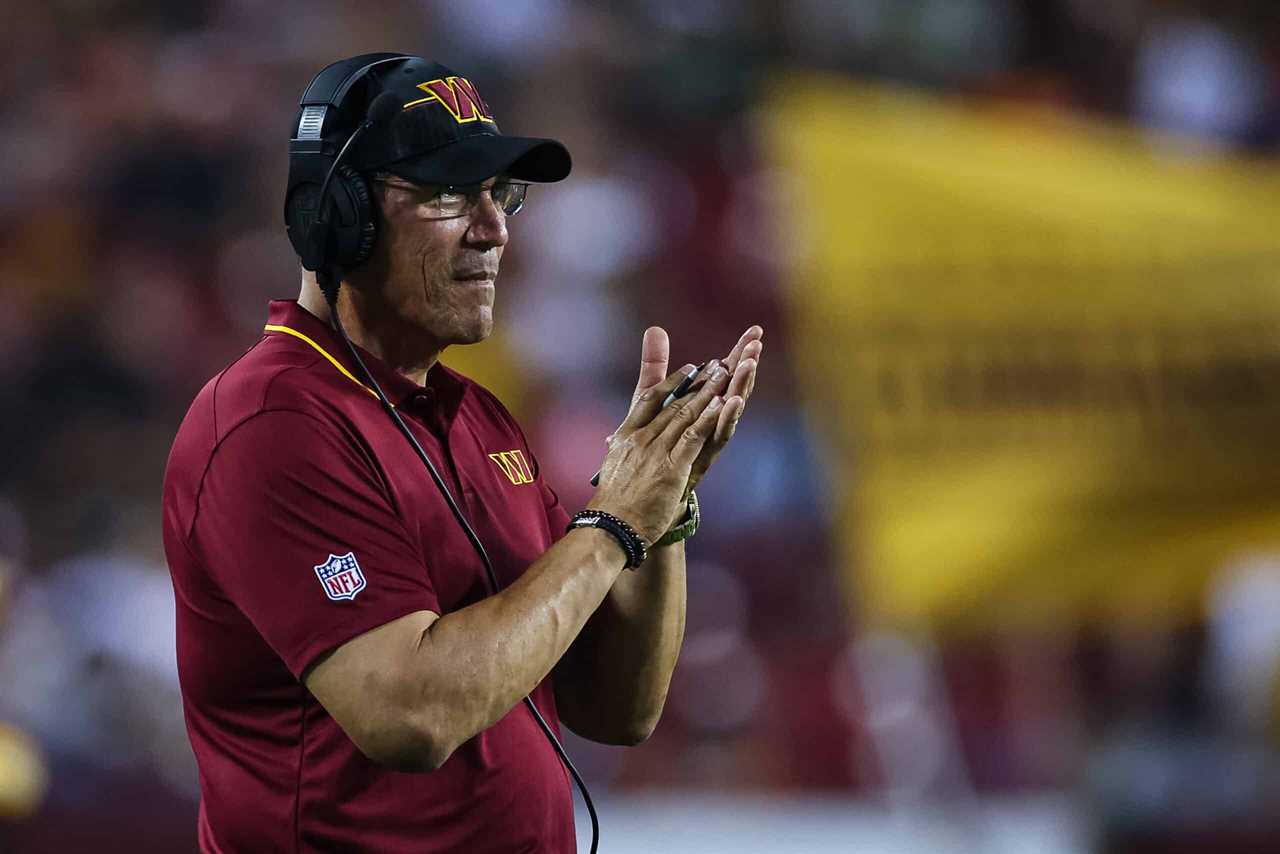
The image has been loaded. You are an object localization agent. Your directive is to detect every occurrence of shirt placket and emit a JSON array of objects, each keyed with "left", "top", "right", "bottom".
[{"left": 403, "top": 391, "right": 470, "bottom": 510}]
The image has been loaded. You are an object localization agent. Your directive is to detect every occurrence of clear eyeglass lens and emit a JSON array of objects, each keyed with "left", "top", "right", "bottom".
[
  {"left": 432, "top": 189, "right": 470, "bottom": 217},
  {"left": 492, "top": 182, "right": 528, "bottom": 215},
  {"left": 430, "top": 182, "right": 528, "bottom": 217}
]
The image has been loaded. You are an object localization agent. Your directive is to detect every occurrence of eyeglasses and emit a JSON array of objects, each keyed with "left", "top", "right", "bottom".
[{"left": 373, "top": 174, "right": 529, "bottom": 218}]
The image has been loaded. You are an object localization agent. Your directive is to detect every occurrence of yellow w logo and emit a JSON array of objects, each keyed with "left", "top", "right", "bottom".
[{"left": 488, "top": 450, "right": 534, "bottom": 486}]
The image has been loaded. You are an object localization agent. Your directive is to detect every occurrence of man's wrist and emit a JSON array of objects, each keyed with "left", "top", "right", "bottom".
[
  {"left": 655, "top": 490, "right": 700, "bottom": 548},
  {"left": 568, "top": 526, "right": 632, "bottom": 571},
  {"left": 566, "top": 509, "right": 648, "bottom": 569},
  {"left": 683, "top": 474, "right": 702, "bottom": 497}
]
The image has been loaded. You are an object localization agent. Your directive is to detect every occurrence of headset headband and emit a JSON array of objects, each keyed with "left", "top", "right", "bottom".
[
  {"left": 299, "top": 53, "right": 411, "bottom": 109},
  {"left": 292, "top": 53, "right": 412, "bottom": 146}
]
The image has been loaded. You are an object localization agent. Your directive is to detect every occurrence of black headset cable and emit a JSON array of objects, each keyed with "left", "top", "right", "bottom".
[{"left": 323, "top": 287, "right": 601, "bottom": 854}]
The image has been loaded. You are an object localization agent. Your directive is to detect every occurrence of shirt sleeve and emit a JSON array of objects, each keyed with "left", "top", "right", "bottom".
[{"left": 190, "top": 409, "right": 439, "bottom": 679}]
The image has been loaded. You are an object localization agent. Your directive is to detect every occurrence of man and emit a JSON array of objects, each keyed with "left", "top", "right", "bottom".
[{"left": 163, "top": 54, "right": 762, "bottom": 853}]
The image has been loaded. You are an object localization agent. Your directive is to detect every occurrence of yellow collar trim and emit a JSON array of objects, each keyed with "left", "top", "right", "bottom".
[{"left": 263, "top": 323, "right": 389, "bottom": 405}]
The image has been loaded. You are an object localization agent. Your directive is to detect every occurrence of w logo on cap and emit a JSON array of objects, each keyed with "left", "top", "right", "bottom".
[{"left": 404, "top": 77, "right": 495, "bottom": 125}]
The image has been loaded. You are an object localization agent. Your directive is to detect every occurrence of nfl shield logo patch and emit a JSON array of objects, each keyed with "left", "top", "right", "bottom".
[{"left": 314, "top": 552, "right": 367, "bottom": 602}]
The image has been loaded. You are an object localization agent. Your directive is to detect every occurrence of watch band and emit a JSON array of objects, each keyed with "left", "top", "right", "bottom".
[{"left": 655, "top": 489, "right": 700, "bottom": 548}]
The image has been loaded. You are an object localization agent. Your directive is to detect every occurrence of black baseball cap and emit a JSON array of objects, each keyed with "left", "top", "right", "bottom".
[{"left": 308, "top": 54, "right": 571, "bottom": 187}]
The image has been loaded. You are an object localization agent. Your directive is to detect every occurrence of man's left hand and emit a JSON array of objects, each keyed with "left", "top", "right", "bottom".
[{"left": 625, "top": 325, "right": 763, "bottom": 494}]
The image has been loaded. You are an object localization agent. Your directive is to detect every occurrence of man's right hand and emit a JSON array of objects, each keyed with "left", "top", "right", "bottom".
[{"left": 589, "top": 358, "right": 732, "bottom": 544}]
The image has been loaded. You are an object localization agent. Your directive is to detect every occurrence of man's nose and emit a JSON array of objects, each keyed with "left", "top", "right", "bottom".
[{"left": 465, "top": 190, "right": 509, "bottom": 249}]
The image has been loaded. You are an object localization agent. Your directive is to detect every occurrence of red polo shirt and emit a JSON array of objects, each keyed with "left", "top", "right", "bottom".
[{"left": 162, "top": 300, "right": 575, "bottom": 853}]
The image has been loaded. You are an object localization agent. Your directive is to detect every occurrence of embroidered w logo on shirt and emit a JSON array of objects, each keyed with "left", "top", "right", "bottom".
[{"left": 488, "top": 450, "right": 534, "bottom": 485}]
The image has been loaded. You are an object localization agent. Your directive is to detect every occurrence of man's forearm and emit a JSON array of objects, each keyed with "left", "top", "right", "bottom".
[
  {"left": 408, "top": 528, "right": 628, "bottom": 760},
  {"left": 554, "top": 541, "right": 687, "bottom": 744}
]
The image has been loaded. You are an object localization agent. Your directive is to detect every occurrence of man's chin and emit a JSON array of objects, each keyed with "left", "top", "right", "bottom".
[{"left": 453, "top": 311, "right": 494, "bottom": 345}]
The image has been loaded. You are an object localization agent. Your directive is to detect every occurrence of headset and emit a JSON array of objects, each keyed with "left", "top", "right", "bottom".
[
  {"left": 284, "top": 55, "right": 601, "bottom": 853},
  {"left": 284, "top": 53, "right": 407, "bottom": 290}
]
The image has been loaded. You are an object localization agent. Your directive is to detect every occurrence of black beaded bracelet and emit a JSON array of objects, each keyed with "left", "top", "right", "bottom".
[{"left": 566, "top": 510, "right": 648, "bottom": 569}]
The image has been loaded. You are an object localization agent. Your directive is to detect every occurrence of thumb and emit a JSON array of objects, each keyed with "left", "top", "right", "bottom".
[{"left": 632, "top": 326, "right": 670, "bottom": 402}]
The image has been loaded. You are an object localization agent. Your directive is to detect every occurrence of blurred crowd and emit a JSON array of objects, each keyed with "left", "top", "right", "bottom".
[{"left": 1, "top": 1, "right": 1279, "bottom": 851}]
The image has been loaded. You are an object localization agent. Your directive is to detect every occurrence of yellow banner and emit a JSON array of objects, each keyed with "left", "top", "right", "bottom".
[{"left": 766, "top": 76, "right": 1280, "bottom": 633}]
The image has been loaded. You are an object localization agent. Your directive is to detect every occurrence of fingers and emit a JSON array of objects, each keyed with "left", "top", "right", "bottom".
[
  {"left": 616, "top": 362, "right": 698, "bottom": 437},
  {"left": 714, "top": 394, "right": 746, "bottom": 444},
  {"left": 646, "top": 361, "right": 731, "bottom": 445},
  {"left": 619, "top": 323, "right": 763, "bottom": 454},
  {"left": 723, "top": 325, "right": 764, "bottom": 371},
  {"left": 632, "top": 326, "right": 670, "bottom": 402},
  {"left": 725, "top": 355, "right": 756, "bottom": 403},
  {"left": 671, "top": 394, "right": 724, "bottom": 467},
  {"left": 714, "top": 355, "right": 755, "bottom": 443}
]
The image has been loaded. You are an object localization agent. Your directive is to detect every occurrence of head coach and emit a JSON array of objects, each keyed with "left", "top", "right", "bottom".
[{"left": 161, "top": 53, "right": 762, "bottom": 852}]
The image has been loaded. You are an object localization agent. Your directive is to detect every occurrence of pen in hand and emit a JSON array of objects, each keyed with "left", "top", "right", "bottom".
[{"left": 589, "top": 362, "right": 708, "bottom": 487}]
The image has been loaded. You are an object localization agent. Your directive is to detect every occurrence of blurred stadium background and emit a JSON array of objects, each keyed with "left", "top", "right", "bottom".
[{"left": 2, "top": 1, "right": 1280, "bottom": 851}]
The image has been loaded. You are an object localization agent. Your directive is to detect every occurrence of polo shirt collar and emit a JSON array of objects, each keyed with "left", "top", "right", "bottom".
[{"left": 264, "top": 300, "right": 464, "bottom": 411}]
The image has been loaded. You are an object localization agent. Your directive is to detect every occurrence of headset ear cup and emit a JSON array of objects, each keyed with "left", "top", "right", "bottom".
[
  {"left": 330, "top": 165, "right": 377, "bottom": 269},
  {"left": 284, "top": 177, "right": 329, "bottom": 271}
]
